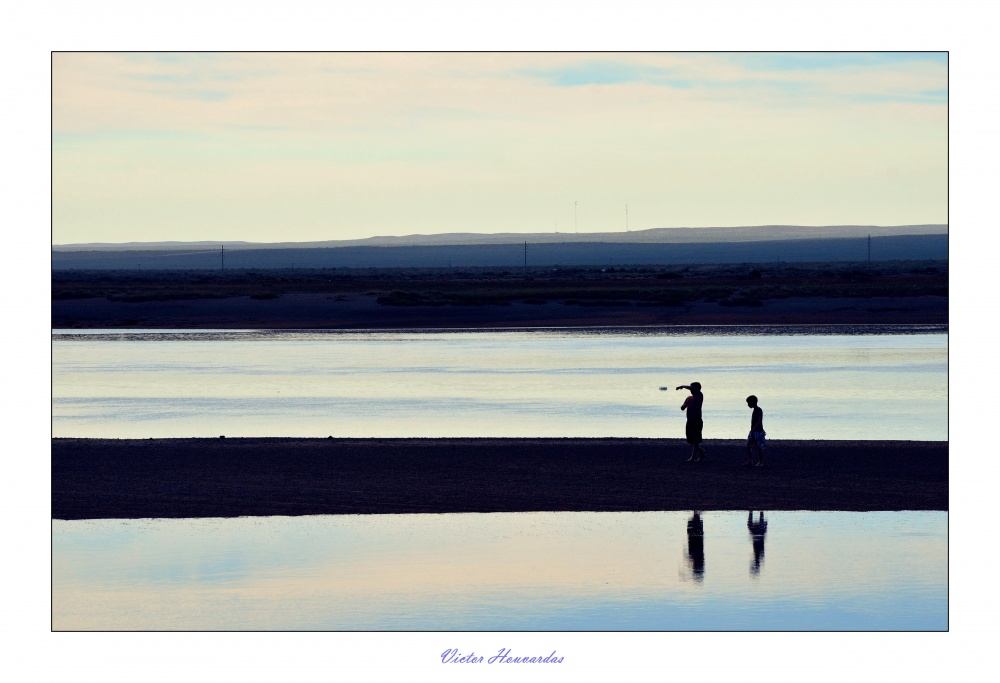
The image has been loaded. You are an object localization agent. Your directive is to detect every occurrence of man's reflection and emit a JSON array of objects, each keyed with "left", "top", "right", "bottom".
[
  {"left": 747, "top": 511, "right": 767, "bottom": 577},
  {"left": 686, "top": 511, "right": 705, "bottom": 583}
]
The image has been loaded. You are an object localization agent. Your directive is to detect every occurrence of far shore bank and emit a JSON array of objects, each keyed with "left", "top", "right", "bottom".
[{"left": 52, "top": 438, "right": 948, "bottom": 519}]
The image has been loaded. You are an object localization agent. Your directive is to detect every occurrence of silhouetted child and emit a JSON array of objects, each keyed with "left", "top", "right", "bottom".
[{"left": 743, "top": 395, "right": 766, "bottom": 466}]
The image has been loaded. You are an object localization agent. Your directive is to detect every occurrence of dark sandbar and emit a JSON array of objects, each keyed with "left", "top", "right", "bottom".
[{"left": 52, "top": 438, "right": 947, "bottom": 519}]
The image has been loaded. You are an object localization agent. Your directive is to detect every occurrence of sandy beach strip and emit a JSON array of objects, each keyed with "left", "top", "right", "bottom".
[{"left": 51, "top": 438, "right": 947, "bottom": 519}]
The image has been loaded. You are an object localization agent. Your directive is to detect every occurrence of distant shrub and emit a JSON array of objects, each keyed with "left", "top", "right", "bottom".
[
  {"left": 719, "top": 295, "right": 764, "bottom": 307},
  {"left": 377, "top": 291, "right": 428, "bottom": 306},
  {"left": 377, "top": 290, "right": 451, "bottom": 306},
  {"left": 450, "top": 295, "right": 509, "bottom": 306},
  {"left": 658, "top": 296, "right": 684, "bottom": 307},
  {"left": 836, "top": 269, "right": 872, "bottom": 282},
  {"left": 637, "top": 297, "right": 683, "bottom": 307},
  {"left": 562, "top": 298, "right": 632, "bottom": 307},
  {"left": 53, "top": 290, "right": 97, "bottom": 300}
]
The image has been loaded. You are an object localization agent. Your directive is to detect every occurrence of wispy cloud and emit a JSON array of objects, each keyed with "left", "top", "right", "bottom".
[
  {"left": 114, "top": 52, "right": 259, "bottom": 103},
  {"left": 730, "top": 52, "right": 947, "bottom": 71},
  {"left": 519, "top": 61, "right": 685, "bottom": 87},
  {"left": 516, "top": 53, "right": 947, "bottom": 109},
  {"left": 852, "top": 90, "right": 948, "bottom": 105},
  {"left": 52, "top": 129, "right": 198, "bottom": 147}
]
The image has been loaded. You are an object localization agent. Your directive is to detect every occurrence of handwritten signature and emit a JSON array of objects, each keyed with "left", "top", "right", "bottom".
[{"left": 441, "top": 648, "right": 564, "bottom": 664}]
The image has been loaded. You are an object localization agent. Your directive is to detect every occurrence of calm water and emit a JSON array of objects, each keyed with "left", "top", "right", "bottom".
[
  {"left": 51, "top": 326, "right": 948, "bottom": 632},
  {"left": 52, "top": 510, "right": 947, "bottom": 631},
  {"left": 52, "top": 325, "right": 947, "bottom": 440}
]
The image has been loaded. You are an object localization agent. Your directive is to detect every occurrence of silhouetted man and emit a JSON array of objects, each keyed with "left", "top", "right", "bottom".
[
  {"left": 687, "top": 511, "right": 705, "bottom": 582},
  {"left": 677, "top": 382, "right": 706, "bottom": 462}
]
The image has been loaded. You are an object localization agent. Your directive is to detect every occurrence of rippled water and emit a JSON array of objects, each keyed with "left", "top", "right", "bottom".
[
  {"left": 52, "top": 325, "right": 947, "bottom": 440},
  {"left": 51, "top": 510, "right": 947, "bottom": 631}
]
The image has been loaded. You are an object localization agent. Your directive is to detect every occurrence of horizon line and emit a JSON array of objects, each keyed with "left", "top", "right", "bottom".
[{"left": 53, "top": 223, "right": 949, "bottom": 249}]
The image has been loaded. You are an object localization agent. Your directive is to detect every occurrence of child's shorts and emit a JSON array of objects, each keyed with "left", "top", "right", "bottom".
[{"left": 747, "top": 430, "right": 767, "bottom": 450}]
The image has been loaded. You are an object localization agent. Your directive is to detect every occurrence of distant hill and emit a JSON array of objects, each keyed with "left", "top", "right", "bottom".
[
  {"left": 53, "top": 224, "right": 946, "bottom": 251},
  {"left": 52, "top": 234, "right": 948, "bottom": 270}
]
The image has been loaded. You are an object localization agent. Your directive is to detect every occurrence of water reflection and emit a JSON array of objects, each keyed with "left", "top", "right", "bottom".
[
  {"left": 52, "top": 511, "right": 947, "bottom": 630},
  {"left": 685, "top": 511, "right": 705, "bottom": 583},
  {"left": 748, "top": 511, "right": 768, "bottom": 577},
  {"left": 683, "top": 511, "right": 769, "bottom": 581}
]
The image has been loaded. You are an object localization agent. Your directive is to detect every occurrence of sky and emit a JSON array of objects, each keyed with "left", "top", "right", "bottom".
[{"left": 52, "top": 52, "right": 947, "bottom": 245}]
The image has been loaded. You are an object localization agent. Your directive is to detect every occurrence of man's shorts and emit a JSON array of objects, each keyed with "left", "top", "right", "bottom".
[
  {"left": 747, "top": 430, "right": 767, "bottom": 450},
  {"left": 685, "top": 419, "right": 704, "bottom": 445}
]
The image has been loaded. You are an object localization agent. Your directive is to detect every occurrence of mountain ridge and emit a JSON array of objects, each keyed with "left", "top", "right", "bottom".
[{"left": 53, "top": 224, "right": 947, "bottom": 251}]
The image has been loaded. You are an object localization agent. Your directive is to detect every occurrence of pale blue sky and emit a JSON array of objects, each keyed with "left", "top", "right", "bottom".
[{"left": 52, "top": 52, "right": 947, "bottom": 244}]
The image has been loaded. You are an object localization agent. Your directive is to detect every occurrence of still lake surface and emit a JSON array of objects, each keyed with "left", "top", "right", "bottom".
[
  {"left": 52, "top": 325, "right": 947, "bottom": 440},
  {"left": 51, "top": 325, "right": 948, "bottom": 630},
  {"left": 52, "top": 510, "right": 947, "bottom": 631}
]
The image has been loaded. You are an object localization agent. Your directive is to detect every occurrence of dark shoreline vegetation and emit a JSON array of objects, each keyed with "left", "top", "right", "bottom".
[
  {"left": 54, "top": 260, "right": 947, "bottom": 304},
  {"left": 52, "top": 259, "right": 948, "bottom": 328},
  {"left": 52, "top": 438, "right": 948, "bottom": 520}
]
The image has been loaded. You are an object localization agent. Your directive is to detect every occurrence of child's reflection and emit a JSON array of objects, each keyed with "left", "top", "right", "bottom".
[{"left": 747, "top": 511, "right": 768, "bottom": 577}]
